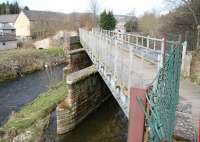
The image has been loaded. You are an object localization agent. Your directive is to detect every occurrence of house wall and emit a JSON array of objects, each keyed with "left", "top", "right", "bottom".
[
  {"left": 15, "top": 12, "right": 31, "bottom": 38},
  {"left": 0, "top": 41, "right": 17, "bottom": 50}
]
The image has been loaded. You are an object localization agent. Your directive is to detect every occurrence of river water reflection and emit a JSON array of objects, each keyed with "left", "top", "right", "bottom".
[{"left": 44, "top": 97, "right": 128, "bottom": 142}]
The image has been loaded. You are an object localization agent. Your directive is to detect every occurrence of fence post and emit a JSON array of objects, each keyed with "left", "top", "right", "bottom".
[
  {"left": 128, "top": 88, "right": 146, "bottom": 142},
  {"left": 181, "top": 41, "right": 187, "bottom": 72}
]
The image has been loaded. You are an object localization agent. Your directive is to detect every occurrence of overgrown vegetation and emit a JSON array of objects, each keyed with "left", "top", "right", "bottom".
[
  {"left": 0, "top": 48, "right": 66, "bottom": 83},
  {"left": 0, "top": 81, "right": 67, "bottom": 141}
]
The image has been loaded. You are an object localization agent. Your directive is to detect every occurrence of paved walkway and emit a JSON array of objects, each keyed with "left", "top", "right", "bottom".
[{"left": 180, "top": 79, "right": 200, "bottom": 127}]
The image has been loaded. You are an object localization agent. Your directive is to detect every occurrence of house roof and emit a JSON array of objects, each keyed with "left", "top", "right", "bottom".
[
  {"left": 22, "top": 10, "right": 68, "bottom": 21},
  {"left": 0, "top": 35, "right": 16, "bottom": 42},
  {"left": 0, "top": 14, "right": 18, "bottom": 23}
]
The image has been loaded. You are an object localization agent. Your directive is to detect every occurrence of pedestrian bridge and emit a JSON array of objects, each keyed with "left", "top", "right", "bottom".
[{"left": 79, "top": 28, "right": 183, "bottom": 142}]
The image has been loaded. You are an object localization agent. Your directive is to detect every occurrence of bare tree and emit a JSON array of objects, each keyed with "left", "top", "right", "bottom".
[
  {"left": 166, "top": 0, "right": 199, "bottom": 26},
  {"left": 89, "top": 0, "right": 100, "bottom": 27},
  {"left": 138, "top": 12, "right": 160, "bottom": 36}
]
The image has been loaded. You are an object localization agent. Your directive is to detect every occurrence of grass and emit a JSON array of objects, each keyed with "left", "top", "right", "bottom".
[
  {"left": 0, "top": 81, "right": 67, "bottom": 139},
  {"left": 0, "top": 48, "right": 64, "bottom": 63},
  {"left": 0, "top": 48, "right": 65, "bottom": 82}
]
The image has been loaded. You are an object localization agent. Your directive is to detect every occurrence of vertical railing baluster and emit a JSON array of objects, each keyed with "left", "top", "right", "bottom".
[
  {"left": 160, "top": 38, "right": 165, "bottom": 68},
  {"left": 154, "top": 40, "right": 156, "bottom": 50},
  {"left": 147, "top": 36, "right": 150, "bottom": 49}
]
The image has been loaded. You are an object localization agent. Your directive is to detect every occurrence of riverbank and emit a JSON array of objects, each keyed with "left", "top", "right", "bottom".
[
  {"left": 0, "top": 48, "right": 66, "bottom": 83},
  {"left": 0, "top": 81, "right": 67, "bottom": 142}
]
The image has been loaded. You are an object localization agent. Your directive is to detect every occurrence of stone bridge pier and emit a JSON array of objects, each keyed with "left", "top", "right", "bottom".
[{"left": 56, "top": 36, "right": 111, "bottom": 134}]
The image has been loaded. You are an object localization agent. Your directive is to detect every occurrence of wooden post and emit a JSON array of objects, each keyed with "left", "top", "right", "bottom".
[{"left": 128, "top": 88, "right": 146, "bottom": 142}]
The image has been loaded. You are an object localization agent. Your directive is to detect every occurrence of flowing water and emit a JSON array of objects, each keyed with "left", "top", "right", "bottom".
[
  {"left": 44, "top": 97, "right": 128, "bottom": 142},
  {"left": 0, "top": 64, "right": 66, "bottom": 126},
  {"left": 0, "top": 64, "right": 128, "bottom": 142}
]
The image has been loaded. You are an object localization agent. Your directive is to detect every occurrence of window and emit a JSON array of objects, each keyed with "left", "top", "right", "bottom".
[{"left": 2, "top": 42, "right": 6, "bottom": 46}]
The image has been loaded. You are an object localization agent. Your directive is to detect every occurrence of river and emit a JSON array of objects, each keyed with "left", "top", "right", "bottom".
[
  {"left": 0, "top": 64, "right": 128, "bottom": 142},
  {"left": 44, "top": 97, "right": 128, "bottom": 142},
  {"left": 0, "top": 64, "right": 66, "bottom": 126}
]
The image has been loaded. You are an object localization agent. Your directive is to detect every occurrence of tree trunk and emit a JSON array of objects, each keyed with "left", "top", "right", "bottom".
[{"left": 197, "top": 25, "right": 200, "bottom": 49}]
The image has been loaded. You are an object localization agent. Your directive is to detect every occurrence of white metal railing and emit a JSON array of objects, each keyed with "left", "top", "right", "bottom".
[{"left": 79, "top": 28, "right": 183, "bottom": 117}]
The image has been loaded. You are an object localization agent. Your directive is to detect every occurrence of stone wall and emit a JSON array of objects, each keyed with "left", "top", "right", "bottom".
[
  {"left": 174, "top": 101, "right": 196, "bottom": 142},
  {"left": 56, "top": 65, "right": 111, "bottom": 134}
]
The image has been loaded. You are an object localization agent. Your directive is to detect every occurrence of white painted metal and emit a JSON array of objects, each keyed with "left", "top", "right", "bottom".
[{"left": 79, "top": 28, "right": 180, "bottom": 117}]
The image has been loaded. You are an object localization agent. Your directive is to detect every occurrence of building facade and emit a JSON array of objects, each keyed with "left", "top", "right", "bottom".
[
  {"left": 0, "top": 14, "right": 18, "bottom": 35},
  {"left": 15, "top": 10, "right": 68, "bottom": 40},
  {"left": 0, "top": 35, "right": 17, "bottom": 50}
]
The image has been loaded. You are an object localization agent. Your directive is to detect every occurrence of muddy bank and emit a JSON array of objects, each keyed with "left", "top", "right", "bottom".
[{"left": 0, "top": 48, "right": 66, "bottom": 83}]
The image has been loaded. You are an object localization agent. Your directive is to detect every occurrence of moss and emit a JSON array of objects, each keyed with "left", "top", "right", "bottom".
[{"left": 0, "top": 81, "right": 67, "bottom": 138}]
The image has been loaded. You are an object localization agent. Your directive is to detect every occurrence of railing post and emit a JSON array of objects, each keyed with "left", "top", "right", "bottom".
[
  {"left": 160, "top": 37, "right": 165, "bottom": 68},
  {"left": 136, "top": 36, "right": 139, "bottom": 45},
  {"left": 181, "top": 41, "right": 187, "bottom": 72},
  {"left": 114, "top": 35, "right": 118, "bottom": 85},
  {"left": 147, "top": 36, "right": 150, "bottom": 49},
  {"left": 154, "top": 40, "right": 156, "bottom": 50}
]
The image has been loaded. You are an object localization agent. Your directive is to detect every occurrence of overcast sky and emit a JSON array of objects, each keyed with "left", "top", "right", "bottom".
[{"left": 2, "top": 0, "right": 168, "bottom": 16}]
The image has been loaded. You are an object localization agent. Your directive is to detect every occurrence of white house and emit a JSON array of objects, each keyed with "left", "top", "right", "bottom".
[{"left": 0, "top": 14, "right": 18, "bottom": 35}]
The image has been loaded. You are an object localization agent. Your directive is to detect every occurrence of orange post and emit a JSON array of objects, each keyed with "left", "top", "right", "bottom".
[
  {"left": 128, "top": 88, "right": 147, "bottom": 142},
  {"left": 198, "top": 118, "right": 200, "bottom": 142}
]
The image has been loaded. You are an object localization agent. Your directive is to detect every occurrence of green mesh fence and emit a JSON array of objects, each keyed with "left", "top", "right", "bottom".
[{"left": 146, "top": 41, "right": 183, "bottom": 142}]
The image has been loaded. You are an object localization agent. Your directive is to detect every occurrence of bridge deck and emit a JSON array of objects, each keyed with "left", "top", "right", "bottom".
[{"left": 80, "top": 29, "right": 160, "bottom": 117}]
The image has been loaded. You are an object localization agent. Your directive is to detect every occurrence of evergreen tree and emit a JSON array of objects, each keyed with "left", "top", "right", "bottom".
[
  {"left": 0, "top": 1, "right": 21, "bottom": 15},
  {"left": 100, "top": 10, "right": 116, "bottom": 30},
  {"left": 24, "top": 6, "right": 29, "bottom": 10}
]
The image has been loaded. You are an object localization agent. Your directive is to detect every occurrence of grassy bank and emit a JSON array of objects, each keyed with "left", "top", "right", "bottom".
[
  {"left": 0, "top": 48, "right": 66, "bottom": 83},
  {"left": 0, "top": 81, "right": 67, "bottom": 142}
]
